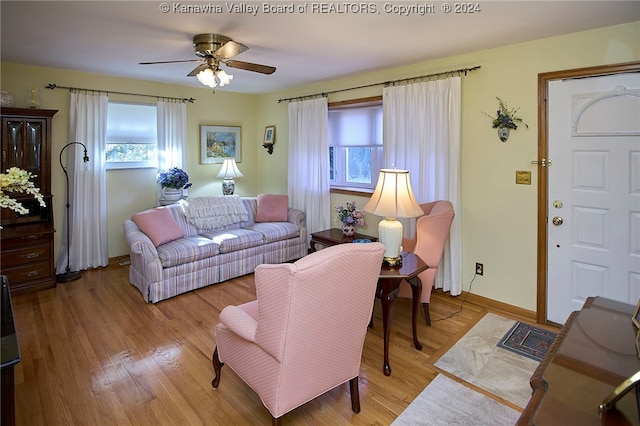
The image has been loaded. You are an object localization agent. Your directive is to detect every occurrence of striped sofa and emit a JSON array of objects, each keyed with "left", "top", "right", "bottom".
[{"left": 124, "top": 197, "right": 307, "bottom": 303}]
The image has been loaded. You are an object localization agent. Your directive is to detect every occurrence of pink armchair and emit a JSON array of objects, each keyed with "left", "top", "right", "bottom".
[
  {"left": 212, "top": 242, "right": 385, "bottom": 425},
  {"left": 398, "top": 200, "right": 455, "bottom": 326}
]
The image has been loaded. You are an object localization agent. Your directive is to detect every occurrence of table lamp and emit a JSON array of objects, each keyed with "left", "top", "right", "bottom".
[
  {"left": 217, "top": 158, "right": 243, "bottom": 195},
  {"left": 363, "top": 169, "right": 423, "bottom": 266}
]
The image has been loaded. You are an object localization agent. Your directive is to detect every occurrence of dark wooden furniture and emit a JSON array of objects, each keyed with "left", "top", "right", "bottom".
[
  {"left": 518, "top": 296, "right": 639, "bottom": 425},
  {"left": 376, "top": 252, "right": 428, "bottom": 376},
  {"left": 308, "top": 228, "right": 377, "bottom": 253},
  {"left": 1, "top": 275, "right": 20, "bottom": 426},
  {"left": 1, "top": 107, "right": 57, "bottom": 294}
]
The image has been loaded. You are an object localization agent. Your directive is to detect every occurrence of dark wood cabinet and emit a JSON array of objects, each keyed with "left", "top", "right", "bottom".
[{"left": 1, "top": 107, "right": 57, "bottom": 294}]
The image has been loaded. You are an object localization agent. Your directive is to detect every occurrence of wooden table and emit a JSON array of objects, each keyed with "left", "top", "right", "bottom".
[
  {"left": 518, "top": 297, "right": 639, "bottom": 425},
  {"left": 308, "top": 228, "right": 377, "bottom": 253},
  {"left": 376, "top": 252, "right": 428, "bottom": 376}
]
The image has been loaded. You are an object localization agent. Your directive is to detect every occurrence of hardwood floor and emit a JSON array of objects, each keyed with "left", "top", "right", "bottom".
[{"left": 9, "top": 262, "right": 531, "bottom": 425}]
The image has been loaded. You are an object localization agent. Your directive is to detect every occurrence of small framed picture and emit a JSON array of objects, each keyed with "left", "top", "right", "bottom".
[
  {"left": 633, "top": 299, "right": 640, "bottom": 329},
  {"left": 263, "top": 125, "right": 275, "bottom": 145},
  {"left": 200, "top": 125, "right": 241, "bottom": 164}
]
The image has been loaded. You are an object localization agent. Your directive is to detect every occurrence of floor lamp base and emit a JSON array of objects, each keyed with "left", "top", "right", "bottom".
[{"left": 56, "top": 271, "right": 82, "bottom": 283}]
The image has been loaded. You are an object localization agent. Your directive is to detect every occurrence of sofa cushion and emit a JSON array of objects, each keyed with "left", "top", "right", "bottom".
[
  {"left": 255, "top": 194, "right": 289, "bottom": 222},
  {"left": 156, "top": 235, "right": 221, "bottom": 268},
  {"left": 200, "top": 228, "right": 265, "bottom": 254},
  {"left": 243, "top": 222, "right": 300, "bottom": 244},
  {"left": 131, "top": 207, "right": 184, "bottom": 247}
]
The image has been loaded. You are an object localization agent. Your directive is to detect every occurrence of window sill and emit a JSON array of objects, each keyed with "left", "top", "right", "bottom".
[{"left": 330, "top": 187, "right": 373, "bottom": 197}]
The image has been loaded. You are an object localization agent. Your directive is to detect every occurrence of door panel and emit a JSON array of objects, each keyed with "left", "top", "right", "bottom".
[{"left": 547, "top": 73, "right": 640, "bottom": 324}]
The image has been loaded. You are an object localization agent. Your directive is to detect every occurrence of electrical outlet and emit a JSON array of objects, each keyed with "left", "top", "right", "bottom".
[{"left": 475, "top": 262, "right": 484, "bottom": 276}]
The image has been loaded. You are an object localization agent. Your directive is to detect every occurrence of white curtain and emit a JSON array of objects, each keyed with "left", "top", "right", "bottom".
[
  {"left": 382, "top": 77, "right": 462, "bottom": 295},
  {"left": 288, "top": 97, "right": 330, "bottom": 242},
  {"left": 157, "top": 101, "right": 187, "bottom": 199},
  {"left": 56, "top": 91, "right": 109, "bottom": 274},
  {"left": 157, "top": 100, "right": 186, "bottom": 170}
]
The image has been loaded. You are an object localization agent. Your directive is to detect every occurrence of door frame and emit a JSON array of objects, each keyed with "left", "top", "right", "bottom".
[{"left": 536, "top": 61, "right": 640, "bottom": 324}]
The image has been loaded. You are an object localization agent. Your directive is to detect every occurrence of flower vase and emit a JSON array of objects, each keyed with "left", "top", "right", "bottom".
[
  {"left": 162, "top": 187, "right": 182, "bottom": 201},
  {"left": 498, "top": 127, "right": 510, "bottom": 142},
  {"left": 342, "top": 224, "right": 356, "bottom": 237}
]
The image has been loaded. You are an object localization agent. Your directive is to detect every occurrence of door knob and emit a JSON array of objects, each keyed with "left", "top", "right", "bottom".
[{"left": 552, "top": 216, "right": 563, "bottom": 226}]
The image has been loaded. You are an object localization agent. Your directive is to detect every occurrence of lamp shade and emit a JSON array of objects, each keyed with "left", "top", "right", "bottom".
[
  {"left": 363, "top": 169, "right": 423, "bottom": 219},
  {"left": 216, "top": 159, "right": 243, "bottom": 179}
]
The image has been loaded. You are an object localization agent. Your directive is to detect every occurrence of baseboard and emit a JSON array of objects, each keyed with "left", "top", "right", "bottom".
[
  {"left": 433, "top": 288, "right": 537, "bottom": 322},
  {"left": 464, "top": 292, "right": 537, "bottom": 322},
  {"left": 108, "top": 255, "right": 130, "bottom": 267}
]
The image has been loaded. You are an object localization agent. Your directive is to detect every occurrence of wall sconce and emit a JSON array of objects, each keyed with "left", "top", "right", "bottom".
[
  {"left": 216, "top": 158, "right": 243, "bottom": 195},
  {"left": 363, "top": 168, "right": 423, "bottom": 266},
  {"left": 262, "top": 125, "right": 275, "bottom": 155}
]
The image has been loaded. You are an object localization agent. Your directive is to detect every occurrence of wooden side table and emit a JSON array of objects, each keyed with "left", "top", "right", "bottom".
[
  {"left": 308, "top": 228, "right": 377, "bottom": 253},
  {"left": 376, "top": 252, "right": 428, "bottom": 376}
]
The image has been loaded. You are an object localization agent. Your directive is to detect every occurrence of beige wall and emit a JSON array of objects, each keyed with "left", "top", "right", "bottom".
[
  {"left": 1, "top": 65, "right": 259, "bottom": 258},
  {"left": 256, "top": 21, "right": 640, "bottom": 312},
  {"left": 2, "top": 21, "right": 638, "bottom": 312}
]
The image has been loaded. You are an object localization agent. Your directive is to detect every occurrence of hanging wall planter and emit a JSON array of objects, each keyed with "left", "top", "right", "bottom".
[
  {"left": 484, "top": 97, "right": 528, "bottom": 142},
  {"left": 498, "top": 127, "right": 510, "bottom": 142}
]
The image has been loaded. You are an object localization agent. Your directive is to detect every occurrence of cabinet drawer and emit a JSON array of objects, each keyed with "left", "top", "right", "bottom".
[
  {"left": 2, "top": 261, "right": 52, "bottom": 284},
  {"left": 1, "top": 244, "right": 50, "bottom": 266},
  {"left": 2, "top": 233, "right": 50, "bottom": 249}
]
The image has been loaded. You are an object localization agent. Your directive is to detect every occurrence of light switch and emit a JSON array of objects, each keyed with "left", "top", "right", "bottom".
[{"left": 516, "top": 171, "right": 531, "bottom": 185}]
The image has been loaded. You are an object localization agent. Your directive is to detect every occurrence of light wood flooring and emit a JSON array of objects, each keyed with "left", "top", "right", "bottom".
[{"left": 9, "top": 262, "right": 535, "bottom": 425}]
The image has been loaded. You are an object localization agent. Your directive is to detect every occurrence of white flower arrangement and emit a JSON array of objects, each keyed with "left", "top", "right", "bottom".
[{"left": 0, "top": 167, "right": 46, "bottom": 214}]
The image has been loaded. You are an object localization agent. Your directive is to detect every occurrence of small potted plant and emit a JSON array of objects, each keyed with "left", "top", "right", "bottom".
[
  {"left": 484, "top": 97, "right": 528, "bottom": 142},
  {"left": 157, "top": 167, "right": 192, "bottom": 201},
  {"left": 335, "top": 200, "right": 366, "bottom": 237}
]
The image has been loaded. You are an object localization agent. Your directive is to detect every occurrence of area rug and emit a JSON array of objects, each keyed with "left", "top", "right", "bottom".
[
  {"left": 497, "top": 321, "right": 557, "bottom": 362},
  {"left": 433, "top": 313, "right": 539, "bottom": 408},
  {"left": 391, "top": 374, "right": 521, "bottom": 426}
]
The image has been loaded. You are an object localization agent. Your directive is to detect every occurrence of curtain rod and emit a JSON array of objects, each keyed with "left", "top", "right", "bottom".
[
  {"left": 45, "top": 83, "right": 196, "bottom": 103},
  {"left": 278, "top": 65, "right": 481, "bottom": 103}
]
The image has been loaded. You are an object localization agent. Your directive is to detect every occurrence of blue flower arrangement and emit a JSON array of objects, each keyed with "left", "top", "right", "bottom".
[
  {"left": 485, "top": 97, "right": 528, "bottom": 130},
  {"left": 157, "top": 167, "right": 192, "bottom": 189}
]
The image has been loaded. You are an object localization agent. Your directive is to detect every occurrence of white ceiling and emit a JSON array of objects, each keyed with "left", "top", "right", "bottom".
[{"left": 2, "top": 1, "right": 639, "bottom": 94}]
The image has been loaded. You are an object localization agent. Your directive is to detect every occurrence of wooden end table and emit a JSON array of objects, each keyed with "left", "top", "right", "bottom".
[
  {"left": 376, "top": 252, "right": 428, "bottom": 376},
  {"left": 308, "top": 228, "right": 377, "bottom": 253}
]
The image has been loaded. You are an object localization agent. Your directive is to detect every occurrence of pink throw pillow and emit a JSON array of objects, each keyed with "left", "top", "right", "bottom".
[
  {"left": 255, "top": 194, "right": 289, "bottom": 222},
  {"left": 131, "top": 207, "right": 184, "bottom": 247}
]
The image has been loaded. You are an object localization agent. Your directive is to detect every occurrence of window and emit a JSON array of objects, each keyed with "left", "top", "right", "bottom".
[
  {"left": 328, "top": 102, "right": 383, "bottom": 191},
  {"left": 105, "top": 102, "right": 157, "bottom": 170}
]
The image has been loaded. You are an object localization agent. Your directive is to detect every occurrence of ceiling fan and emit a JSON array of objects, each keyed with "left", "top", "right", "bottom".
[{"left": 139, "top": 34, "right": 276, "bottom": 88}]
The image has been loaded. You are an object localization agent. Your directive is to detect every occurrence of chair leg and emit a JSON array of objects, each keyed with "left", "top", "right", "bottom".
[
  {"left": 422, "top": 302, "right": 431, "bottom": 326},
  {"left": 272, "top": 416, "right": 281, "bottom": 426},
  {"left": 211, "top": 346, "right": 224, "bottom": 388},
  {"left": 349, "top": 377, "right": 361, "bottom": 413}
]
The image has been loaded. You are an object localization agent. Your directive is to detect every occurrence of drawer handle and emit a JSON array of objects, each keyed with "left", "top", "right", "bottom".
[
  {"left": 24, "top": 270, "right": 41, "bottom": 277},
  {"left": 24, "top": 252, "right": 42, "bottom": 259},
  {"left": 23, "top": 235, "right": 40, "bottom": 240}
]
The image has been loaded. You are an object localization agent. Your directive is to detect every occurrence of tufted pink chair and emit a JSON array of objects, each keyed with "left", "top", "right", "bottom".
[
  {"left": 212, "top": 242, "right": 385, "bottom": 425},
  {"left": 398, "top": 200, "right": 455, "bottom": 326}
]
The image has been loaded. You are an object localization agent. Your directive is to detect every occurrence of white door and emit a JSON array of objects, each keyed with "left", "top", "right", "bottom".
[{"left": 547, "top": 73, "right": 640, "bottom": 324}]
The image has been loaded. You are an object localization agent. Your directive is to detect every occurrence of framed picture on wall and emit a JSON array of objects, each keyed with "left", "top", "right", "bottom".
[
  {"left": 263, "top": 125, "right": 275, "bottom": 145},
  {"left": 200, "top": 125, "right": 241, "bottom": 164}
]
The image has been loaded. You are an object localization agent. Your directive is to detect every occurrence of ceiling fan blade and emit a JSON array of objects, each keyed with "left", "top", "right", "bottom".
[
  {"left": 225, "top": 60, "right": 276, "bottom": 75},
  {"left": 187, "top": 63, "right": 209, "bottom": 76},
  {"left": 139, "top": 59, "right": 203, "bottom": 65},
  {"left": 215, "top": 40, "right": 249, "bottom": 59}
]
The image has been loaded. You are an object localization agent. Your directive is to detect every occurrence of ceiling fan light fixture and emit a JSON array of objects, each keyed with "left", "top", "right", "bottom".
[
  {"left": 197, "top": 67, "right": 216, "bottom": 87},
  {"left": 196, "top": 66, "right": 233, "bottom": 88},
  {"left": 217, "top": 69, "right": 233, "bottom": 86}
]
